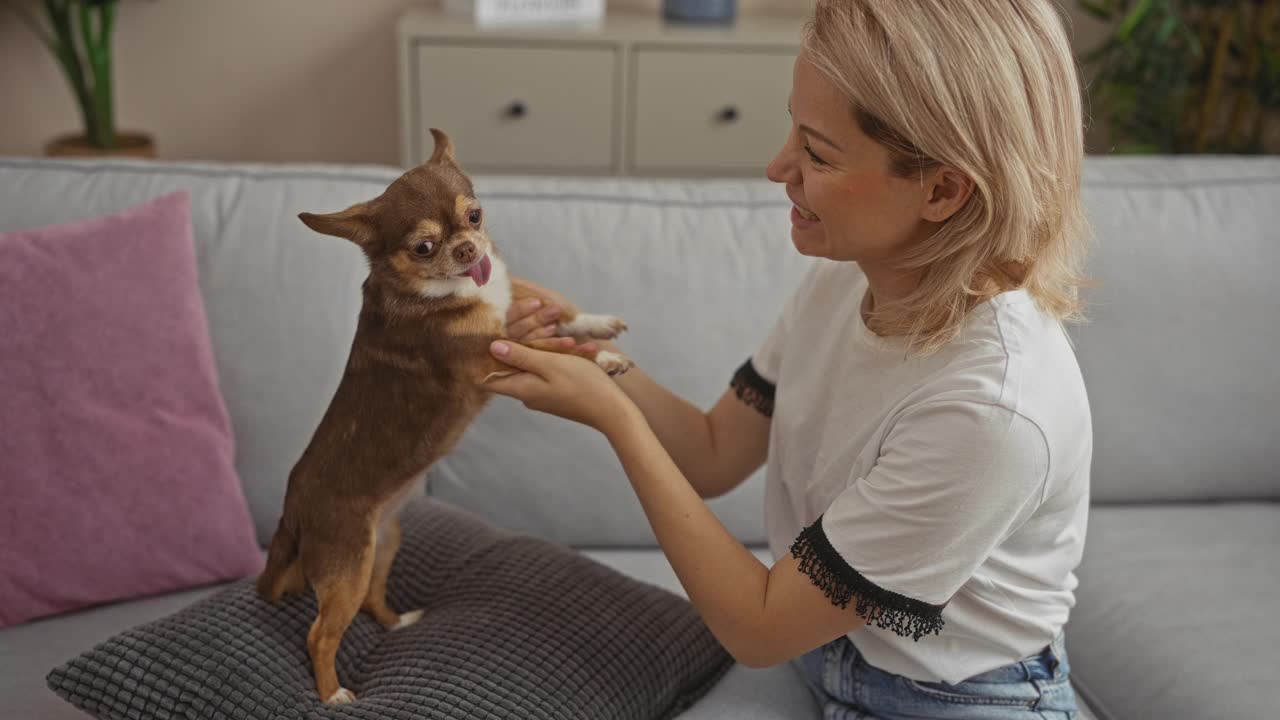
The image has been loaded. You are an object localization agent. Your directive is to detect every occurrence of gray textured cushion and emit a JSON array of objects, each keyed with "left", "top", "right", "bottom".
[
  {"left": 46, "top": 498, "right": 732, "bottom": 720},
  {"left": 1066, "top": 503, "right": 1279, "bottom": 720}
]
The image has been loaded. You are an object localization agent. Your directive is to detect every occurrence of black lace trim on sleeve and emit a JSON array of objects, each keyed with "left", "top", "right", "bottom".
[
  {"left": 730, "top": 359, "right": 775, "bottom": 418},
  {"left": 790, "top": 515, "right": 946, "bottom": 641}
]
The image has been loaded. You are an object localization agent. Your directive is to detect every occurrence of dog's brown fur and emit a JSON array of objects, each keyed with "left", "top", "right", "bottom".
[{"left": 256, "top": 129, "right": 630, "bottom": 705}]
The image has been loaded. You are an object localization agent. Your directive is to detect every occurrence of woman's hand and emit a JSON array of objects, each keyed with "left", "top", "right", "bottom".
[
  {"left": 506, "top": 294, "right": 605, "bottom": 354},
  {"left": 484, "top": 341, "right": 638, "bottom": 435},
  {"left": 505, "top": 296, "right": 566, "bottom": 342}
]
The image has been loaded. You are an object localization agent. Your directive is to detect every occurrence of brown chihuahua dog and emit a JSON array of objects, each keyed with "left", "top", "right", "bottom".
[{"left": 257, "top": 128, "right": 631, "bottom": 705}]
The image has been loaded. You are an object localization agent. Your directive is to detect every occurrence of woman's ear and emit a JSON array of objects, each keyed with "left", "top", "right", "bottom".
[{"left": 921, "top": 166, "right": 975, "bottom": 223}]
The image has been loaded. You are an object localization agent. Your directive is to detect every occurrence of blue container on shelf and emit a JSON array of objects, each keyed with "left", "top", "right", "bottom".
[{"left": 663, "top": 0, "right": 737, "bottom": 23}]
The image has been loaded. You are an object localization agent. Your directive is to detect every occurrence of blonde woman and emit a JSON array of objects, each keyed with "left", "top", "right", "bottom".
[{"left": 488, "top": 0, "right": 1090, "bottom": 716}]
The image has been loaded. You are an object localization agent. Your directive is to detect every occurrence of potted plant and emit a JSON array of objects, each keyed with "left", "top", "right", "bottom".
[
  {"left": 1081, "top": 0, "right": 1279, "bottom": 154},
  {"left": 3, "top": 0, "right": 155, "bottom": 157}
]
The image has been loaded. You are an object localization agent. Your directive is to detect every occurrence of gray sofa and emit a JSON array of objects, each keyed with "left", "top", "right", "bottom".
[{"left": 1, "top": 155, "right": 1276, "bottom": 720}]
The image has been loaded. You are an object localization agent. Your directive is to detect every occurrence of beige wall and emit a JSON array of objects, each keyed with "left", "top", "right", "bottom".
[{"left": 0, "top": 0, "right": 1108, "bottom": 165}]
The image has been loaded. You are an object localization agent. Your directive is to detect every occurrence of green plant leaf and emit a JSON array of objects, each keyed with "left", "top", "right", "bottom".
[
  {"left": 1117, "top": 0, "right": 1155, "bottom": 41},
  {"left": 1078, "top": 0, "right": 1116, "bottom": 21},
  {"left": 1180, "top": 22, "right": 1204, "bottom": 57},
  {"left": 1156, "top": 13, "right": 1179, "bottom": 45}
]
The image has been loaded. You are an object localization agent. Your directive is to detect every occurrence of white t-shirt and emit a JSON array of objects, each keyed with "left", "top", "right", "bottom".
[{"left": 735, "top": 259, "right": 1091, "bottom": 685}]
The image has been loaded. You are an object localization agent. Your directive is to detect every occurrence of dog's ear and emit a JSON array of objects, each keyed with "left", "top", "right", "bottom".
[
  {"left": 428, "top": 128, "right": 457, "bottom": 166},
  {"left": 299, "top": 202, "right": 374, "bottom": 246}
]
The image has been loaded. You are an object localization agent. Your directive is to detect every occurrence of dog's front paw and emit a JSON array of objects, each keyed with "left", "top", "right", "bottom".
[
  {"left": 559, "top": 313, "right": 628, "bottom": 340},
  {"left": 326, "top": 688, "right": 356, "bottom": 705},
  {"left": 595, "top": 350, "right": 634, "bottom": 376},
  {"left": 392, "top": 609, "right": 424, "bottom": 631}
]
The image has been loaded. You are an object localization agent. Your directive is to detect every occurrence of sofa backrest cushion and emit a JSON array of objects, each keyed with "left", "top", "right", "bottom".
[{"left": 3, "top": 156, "right": 1275, "bottom": 549}]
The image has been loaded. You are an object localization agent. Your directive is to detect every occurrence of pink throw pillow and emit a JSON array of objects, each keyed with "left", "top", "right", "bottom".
[{"left": 0, "top": 191, "right": 262, "bottom": 629}]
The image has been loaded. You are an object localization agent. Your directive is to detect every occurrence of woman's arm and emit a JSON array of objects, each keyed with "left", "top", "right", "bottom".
[
  {"left": 612, "top": 367, "right": 769, "bottom": 499},
  {"left": 506, "top": 291, "right": 768, "bottom": 499},
  {"left": 484, "top": 341, "right": 869, "bottom": 668},
  {"left": 604, "top": 402, "right": 873, "bottom": 666}
]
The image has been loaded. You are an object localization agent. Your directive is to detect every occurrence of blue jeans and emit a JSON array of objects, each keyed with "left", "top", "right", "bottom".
[{"left": 795, "top": 634, "right": 1079, "bottom": 720}]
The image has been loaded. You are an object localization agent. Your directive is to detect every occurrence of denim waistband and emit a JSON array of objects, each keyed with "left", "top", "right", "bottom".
[{"left": 959, "top": 633, "right": 1070, "bottom": 685}]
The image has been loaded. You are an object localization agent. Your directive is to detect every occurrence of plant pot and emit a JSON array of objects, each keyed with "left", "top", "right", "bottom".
[{"left": 45, "top": 132, "right": 156, "bottom": 159}]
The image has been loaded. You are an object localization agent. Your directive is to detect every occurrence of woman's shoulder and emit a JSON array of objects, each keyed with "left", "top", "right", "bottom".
[{"left": 917, "top": 291, "right": 1089, "bottom": 446}]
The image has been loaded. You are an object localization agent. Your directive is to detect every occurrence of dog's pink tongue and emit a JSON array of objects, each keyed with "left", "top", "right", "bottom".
[{"left": 467, "top": 254, "right": 492, "bottom": 287}]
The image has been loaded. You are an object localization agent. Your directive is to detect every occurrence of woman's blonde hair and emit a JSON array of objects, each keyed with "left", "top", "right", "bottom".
[{"left": 802, "top": 0, "right": 1089, "bottom": 352}]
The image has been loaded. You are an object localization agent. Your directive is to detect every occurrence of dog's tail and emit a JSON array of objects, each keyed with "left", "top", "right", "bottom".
[{"left": 256, "top": 518, "right": 303, "bottom": 603}]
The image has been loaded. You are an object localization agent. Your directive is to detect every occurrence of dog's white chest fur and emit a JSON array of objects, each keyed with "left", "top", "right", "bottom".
[
  {"left": 471, "top": 255, "right": 512, "bottom": 323},
  {"left": 419, "top": 255, "right": 512, "bottom": 324}
]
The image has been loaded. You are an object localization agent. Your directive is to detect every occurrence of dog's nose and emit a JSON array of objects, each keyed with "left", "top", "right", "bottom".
[{"left": 453, "top": 241, "right": 477, "bottom": 265}]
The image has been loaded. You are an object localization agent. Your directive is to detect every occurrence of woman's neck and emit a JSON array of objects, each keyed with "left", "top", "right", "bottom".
[{"left": 857, "top": 260, "right": 921, "bottom": 327}]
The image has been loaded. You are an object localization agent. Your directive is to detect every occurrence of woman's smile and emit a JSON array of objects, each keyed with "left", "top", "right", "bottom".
[{"left": 790, "top": 203, "right": 821, "bottom": 228}]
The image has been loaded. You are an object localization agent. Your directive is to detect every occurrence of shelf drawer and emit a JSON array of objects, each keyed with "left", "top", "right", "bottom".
[
  {"left": 412, "top": 42, "right": 618, "bottom": 171},
  {"left": 630, "top": 47, "right": 794, "bottom": 174}
]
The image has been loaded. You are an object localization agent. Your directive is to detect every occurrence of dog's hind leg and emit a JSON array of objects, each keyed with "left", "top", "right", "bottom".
[
  {"left": 363, "top": 516, "right": 423, "bottom": 630},
  {"left": 303, "top": 533, "right": 373, "bottom": 705},
  {"left": 257, "top": 518, "right": 301, "bottom": 602},
  {"left": 278, "top": 560, "right": 306, "bottom": 596}
]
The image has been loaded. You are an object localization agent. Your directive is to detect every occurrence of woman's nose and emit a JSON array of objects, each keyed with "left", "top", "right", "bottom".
[{"left": 766, "top": 132, "right": 800, "bottom": 185}]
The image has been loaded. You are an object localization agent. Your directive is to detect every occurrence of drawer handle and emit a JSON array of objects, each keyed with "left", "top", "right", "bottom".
[
  {"left": 505, "top": 101, "right": 528, "bottom": 119},
  {"left": 718, "top": 106, "right": 740, "bottom": 124}
]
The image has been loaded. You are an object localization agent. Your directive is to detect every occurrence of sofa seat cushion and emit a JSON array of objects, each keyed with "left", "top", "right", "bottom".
[
  {"left": 1, "top": 584, "right": 228, "bottom": 720},
  {"left": 1067, "top": 503, "right": 1279, "bottom": 720}
]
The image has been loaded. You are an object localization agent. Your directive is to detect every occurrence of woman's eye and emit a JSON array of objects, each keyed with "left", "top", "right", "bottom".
[
  {"left": 413, "top": 241, "right": 434, "bottom": 257},
  {"left": 804, "top": 144, "right": 827, "bottom": 166},
  {"left": 468, "top": 208, "right": 482, "bottom": 226}
]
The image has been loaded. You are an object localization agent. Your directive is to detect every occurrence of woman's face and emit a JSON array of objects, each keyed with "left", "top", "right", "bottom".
[{"left": 766, "top": 57, "right": 942, "bottom": 267}]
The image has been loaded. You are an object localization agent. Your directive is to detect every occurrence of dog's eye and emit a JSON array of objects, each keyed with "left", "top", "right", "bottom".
[
  {"left": 412, "top": 241, "right": 434, "bottom": 257},
  {"left": 468, "top": 208, "right": 482, "bottom": 227}
]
